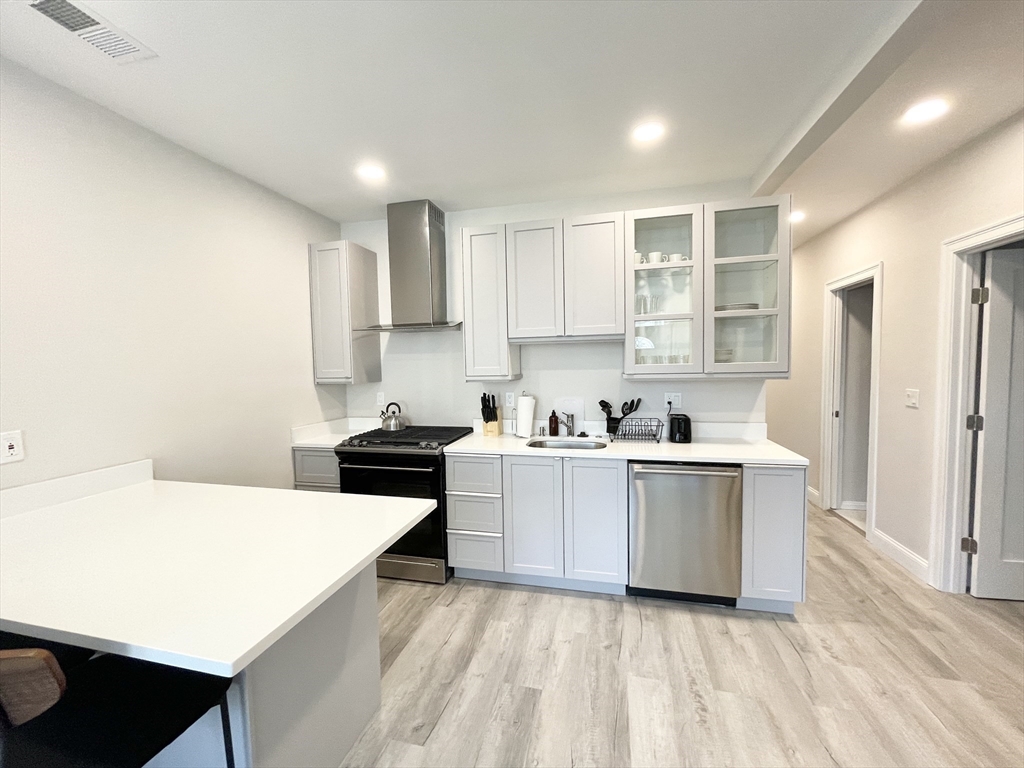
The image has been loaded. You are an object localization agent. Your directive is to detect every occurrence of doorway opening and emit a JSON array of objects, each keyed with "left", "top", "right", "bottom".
[
  {"left": 820, "top": 264, "right": 882, "bottom": 538},
  {"left": 965, "top": 241, "right": 1023, "bottom": 599},
  {"left": 931, "top": 215, "right": 1024, "bottom": 595}
]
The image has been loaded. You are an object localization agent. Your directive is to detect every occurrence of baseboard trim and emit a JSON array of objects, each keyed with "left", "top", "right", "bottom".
[
  {"left": 736, "top": 597, "right": 795, "bottom": 615},
  {"left": 839, "top": 501, "right": 867, "bottom": 511},
  {"left": 807, "top": 486, "right": 821, "bottom": 508},
  {"left": 870, "top": 528, "right": 929, "bottom": 582},
  {"left": 454, "top": 569, "right": 626, "bottom": 595}
]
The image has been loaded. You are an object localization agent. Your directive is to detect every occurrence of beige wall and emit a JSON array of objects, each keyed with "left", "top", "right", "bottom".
[
  {"left": 0, "top": 60, "right": 344, "bottom": 490},
  {"left": 767, "top": 113, "right": 1024, "bottom": 559}
]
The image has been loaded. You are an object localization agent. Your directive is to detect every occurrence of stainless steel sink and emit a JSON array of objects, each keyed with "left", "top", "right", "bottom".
[{"left": 526, "top": 439, "right": 607, "bottom": 450}]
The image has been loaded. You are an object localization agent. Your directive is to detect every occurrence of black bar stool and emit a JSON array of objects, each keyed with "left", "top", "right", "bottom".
[{"left": 0, "top": 649, "right": 235, "bottom": 768}]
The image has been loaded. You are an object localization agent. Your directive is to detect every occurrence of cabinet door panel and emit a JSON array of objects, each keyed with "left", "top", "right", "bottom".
[
  {"left": 624, "top": 205, "right": 704, "bottom": 375},
  {"left": 563, "top": 459, "right": 628, "bottom": 583},
  {"left": 293, "top": 448, "right": 341, "bottom": 486},
  {"left": 704, "top": 196, "right": 791, "bottom": 374},
  {"left": 446, "top": 454, "right": 502, "bottom": 494},
  {"left": 565, "top": 213, "right": 625, "bottom": 336},
  {"left": 448, "top": 532, "right": 504, "bottom": 571},
  {"left": 463, "top": 226, "right": 516, "bottom": 379},
  {"left": 309, "top": 241, "right": 352, "bottom": 382},
  {"left": 446, "top": 492, "right": 503, "bottom": 534},
  {"left": 506, "top": 220, "right": 564, "bottom": 339},
  {"left": 503, "top": 456, "right": 564, "bottom": 576},
  {"left": 741, "top": 465, "right": 806, "bottom": 601}
]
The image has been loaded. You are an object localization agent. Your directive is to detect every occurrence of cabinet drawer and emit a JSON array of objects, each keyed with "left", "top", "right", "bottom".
[
  {"left": 295, "top": 483, "right": 340, "bottom": 493},
  {"left": 447, "top": 531, "right": 504, "bottom": 572},
  {"left": 445, "top": 454, "right": 502, "bottom": 494},
  {"left": 446, "top": 492, "right": 502, "bottom": 534},
  {"left": 293, "top": 448, "right": 340, "bottom": 487}
]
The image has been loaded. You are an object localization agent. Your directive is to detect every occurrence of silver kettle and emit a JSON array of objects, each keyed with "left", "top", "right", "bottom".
[{"left": 380, "top": 402, "right": 407, "bottom": 431}]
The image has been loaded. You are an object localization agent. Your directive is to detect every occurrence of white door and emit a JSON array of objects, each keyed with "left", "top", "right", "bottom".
[
  {"left": 506, "top": 220, "right": 564, "bottom": 339},
  {"left": 972, "top": 247, "right": 1024, "bottom": 600},
  {"left": 563, "top": 458, "right": 628, "bottom": 583},
  {"left": 564, "top": 213, "right": 625, "bottom": 337},
  {"left": 308, "top": 241, "right": 352, "bottom": 383},
  {"left": 502, "top": 455, "right": 564, "bottom": 577}
]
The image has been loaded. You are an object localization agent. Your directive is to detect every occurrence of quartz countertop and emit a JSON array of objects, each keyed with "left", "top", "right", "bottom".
[
  {"left": 0, "top": 475, "right": 435, "bottom": 676},
  {"left": 443, "top": 432, "right": 808, "bottom": 466}
]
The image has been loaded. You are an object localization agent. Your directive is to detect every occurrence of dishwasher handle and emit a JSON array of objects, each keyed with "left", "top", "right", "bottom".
[{"left": 632, "top": 468, "right": 739, "bottom": 478}]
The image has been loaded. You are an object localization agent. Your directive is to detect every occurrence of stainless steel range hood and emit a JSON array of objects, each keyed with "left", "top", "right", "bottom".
[{"left": 359, "top": 200, "right": 460, "bottom": 331}]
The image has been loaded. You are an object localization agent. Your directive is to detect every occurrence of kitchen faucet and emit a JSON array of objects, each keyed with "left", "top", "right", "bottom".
[{"left": 559, "top": 412, "right": 575, "bottom": 437}]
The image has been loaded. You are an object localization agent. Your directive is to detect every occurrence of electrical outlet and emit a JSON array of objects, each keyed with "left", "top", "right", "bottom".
[
  {"left": 505, "top": 392, "right": 515, "bottom": 407},
  {"left": 1, "top": 431, "right": 24, "bottom": 464},
  {"left": 376, "top": 392, "right": 386, "bottom": 406},
  {"left": 905, "top": 389, "right": 920, "bottom": 409},
  {"left": 665, "top": 392, "right": 682, "bottom": 411}
]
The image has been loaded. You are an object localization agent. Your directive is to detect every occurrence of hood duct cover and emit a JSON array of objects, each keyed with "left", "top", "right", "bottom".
[{"left": 375, "top": 200, "right": 459, "bottom": 331}]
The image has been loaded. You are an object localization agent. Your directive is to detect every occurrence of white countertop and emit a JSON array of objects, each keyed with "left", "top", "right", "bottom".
[
  {"left": 290, "top": 417, "right": 378, "bottom": 448},
  {"left": 0, "top": 475, "right": 435, "bottom": 676},
  {"left": 444, "top": 432, "right": 808, "bottom": 466}
]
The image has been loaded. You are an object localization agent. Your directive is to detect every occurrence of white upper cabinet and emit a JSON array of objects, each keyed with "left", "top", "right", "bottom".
[
  {"left": 308, "top": 240, "right": 381, "bottom": 384},
  {"left": 462, "top": 225, "right": 522, "bottom": 381},
  {"left": 506, "top": 219, "right": 565, "bottom": 339},
  {"left": 625, "top": 204, "right": 705, "bottom": 376},
  {"left": 704, "top": 196, "right": 791, "bottom": 375},
  {"left": 564, "top": 213, "right": 625, "bottom": 337}
]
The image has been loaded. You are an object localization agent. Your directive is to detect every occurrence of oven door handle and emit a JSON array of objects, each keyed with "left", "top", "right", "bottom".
[{"left": 338, "top": 464, "right": 436, "bottom": 473}]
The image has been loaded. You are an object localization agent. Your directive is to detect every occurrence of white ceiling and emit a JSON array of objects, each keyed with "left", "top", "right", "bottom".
[
  {"left": 776, "top": 0, "right": 1024, "bottom": 247},
  {"left": 0, "top": 0, "right": 917, "bottom": 223}
]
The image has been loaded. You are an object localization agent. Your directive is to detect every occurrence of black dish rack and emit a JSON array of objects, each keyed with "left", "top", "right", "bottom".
[{"left": 608, "top": 417, "right": 664, "bottom": 443}]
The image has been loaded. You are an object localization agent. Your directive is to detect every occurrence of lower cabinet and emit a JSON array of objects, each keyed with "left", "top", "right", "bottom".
[
  {"left": 741, "top": 464, "right": 807, "bottom": 602},
  {"left": 562, "top": 458, "right": 628, "bottom": 583},
  {"left": 448, "top": 530, "right": 505, "bottom": 571},
  {"left": 502, "top": 456, "right": 565, "bottom": 577},
  {"left": 502, "top": 455, "right": 628, "bottom": 584},
  {"left": 292, "top": 448, "right": 340, "bottom": 492}
]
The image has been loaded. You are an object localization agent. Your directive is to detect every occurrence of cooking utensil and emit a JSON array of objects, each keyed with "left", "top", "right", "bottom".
[
  {"left": 633, "top": 397, "right": 642, "bottom": 413},
  {"left": 599, "top": 400, "right": 613, "bottom": 417},
  {"left": 380, "top": 402, "right": 407, "bottom": 431}
]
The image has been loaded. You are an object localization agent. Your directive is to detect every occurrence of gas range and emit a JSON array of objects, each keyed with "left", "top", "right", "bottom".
[
  {"left": 334, "top": 425, "right": 474, "bottom": 585},
  {"left": 336, "top": 426, "right": 473, "bottom": 456}
]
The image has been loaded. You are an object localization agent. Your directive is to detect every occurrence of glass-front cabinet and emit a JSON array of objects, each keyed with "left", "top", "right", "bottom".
[
  {"left": 624, "top": 204, "right": 704, "bottom": 375},
  {"left": 704, "top": 196, "right": 790, "bottom": 374},
  {"left": 624, "top": 195, "right": 791, "bottom": 377}
]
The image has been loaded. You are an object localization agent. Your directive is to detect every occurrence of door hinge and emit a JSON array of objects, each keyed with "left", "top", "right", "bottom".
[
  {"left": 971, "top": 287, "right": 990, "bottom": 304},
  {"left": 961, "top": 537, "right": 978, "bottom": 555},
  {"left": 966, "top": 414, "right": 985, "bottom": 431}
]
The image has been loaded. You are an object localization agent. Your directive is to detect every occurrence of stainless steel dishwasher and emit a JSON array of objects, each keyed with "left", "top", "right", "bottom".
[{"left": 627, "top": 462, "right": 742, "bottom": 604}]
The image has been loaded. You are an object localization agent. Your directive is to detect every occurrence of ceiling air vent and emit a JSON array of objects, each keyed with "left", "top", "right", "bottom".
[{"left": 31, "top": 0, "right": 157, "bottom": 64}]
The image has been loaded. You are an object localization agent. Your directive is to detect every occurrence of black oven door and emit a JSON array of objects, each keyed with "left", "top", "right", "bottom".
[{"left": 336, "top": 455, "right": 445, "bottom": 560}]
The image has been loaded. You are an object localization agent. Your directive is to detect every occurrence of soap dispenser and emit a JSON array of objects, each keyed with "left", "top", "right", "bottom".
[{"left": 548, "top": 410, "right": 559, "bottom": 437}]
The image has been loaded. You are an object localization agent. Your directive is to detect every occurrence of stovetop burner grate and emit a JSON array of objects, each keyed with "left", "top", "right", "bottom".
[{"left": 340, "top": 426, "right": 473, "bottom": 449}]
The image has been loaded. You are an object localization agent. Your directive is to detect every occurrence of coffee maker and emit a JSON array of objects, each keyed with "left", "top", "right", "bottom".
[{"left": 669, "top": 413, "right": 691, "bottom": 443}]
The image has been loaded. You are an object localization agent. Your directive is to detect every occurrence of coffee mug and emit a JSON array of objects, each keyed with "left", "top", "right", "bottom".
[
  {"left": 648, "top": 252, "right": 662, "bottom": 263},
  {"left": 660, "top": 253, "right": 670, "bottom": 263},
  {"left": 634, "top": 251, "right": 643, "bottom": 264},
  {"left": 669, "top": 253, "right": 684, "bottom": 262}
]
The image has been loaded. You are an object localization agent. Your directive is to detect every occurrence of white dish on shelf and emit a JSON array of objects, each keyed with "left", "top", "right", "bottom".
[{"left": 715, "top": 302, "right": 759, "bottom": 311}]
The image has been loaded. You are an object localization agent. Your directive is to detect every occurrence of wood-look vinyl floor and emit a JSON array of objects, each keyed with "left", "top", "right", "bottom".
[{"left": 342, "top": 508, "right": 1024, "bottom": 768}]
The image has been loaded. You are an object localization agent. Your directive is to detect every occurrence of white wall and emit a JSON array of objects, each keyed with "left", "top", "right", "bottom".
[
  {"left": 340, "top": 181, "right": 770, "bottom": 427},
  {"left": 840, "top": 283, "right": 873, "bottom": 506},
  {"left": 0, "top": 60, "right": 344, "bottom": 490},
  {"left": 767, "top": 113, "right": 1024, "bottom": 560}
]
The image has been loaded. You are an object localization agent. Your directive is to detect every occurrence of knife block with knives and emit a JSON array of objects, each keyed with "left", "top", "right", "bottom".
[{"left": 481, "top": 392, "right": 503, "bottom": 437}]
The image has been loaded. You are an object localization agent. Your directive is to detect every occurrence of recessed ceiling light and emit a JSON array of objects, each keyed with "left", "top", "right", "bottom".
[
  {"left": 632, "top": 121, "right": 665, "bottom": 143},
  {"left": 790, "top": 210, "right": 806, "bottom": 223},
  {"left": 900, "top": 98, "right": 949, "bottom": 125},
  {"left": 355, "top": 163, "right": 386, "bottom": 181}
]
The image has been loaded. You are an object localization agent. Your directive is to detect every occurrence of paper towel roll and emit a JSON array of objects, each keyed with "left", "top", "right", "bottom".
[{"left": 515, "top": 395, "right": 536, "bottom": 438}]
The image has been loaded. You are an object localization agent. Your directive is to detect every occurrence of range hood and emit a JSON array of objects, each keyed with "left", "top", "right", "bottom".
[{"left": 359, "top": 200, "right": 460, "bottom": 331}]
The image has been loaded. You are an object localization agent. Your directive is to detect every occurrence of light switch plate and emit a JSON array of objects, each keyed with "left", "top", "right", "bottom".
[
  {"left": 376, "top": 392, "right": 385, "bottom": 406},
  {"left": 505, "top": 392, "right": 515, "bottom": 407},
  {"left": 905, "top": 389, "right": 920, "bottom": 409},
  {"left": 1, "top": 430, "right": 24, "bottom": 464}
]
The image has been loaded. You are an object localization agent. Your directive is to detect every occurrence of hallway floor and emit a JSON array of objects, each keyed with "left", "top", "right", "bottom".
[{"left": 342, "top": 507, "right": 1024, "bottom": 767}]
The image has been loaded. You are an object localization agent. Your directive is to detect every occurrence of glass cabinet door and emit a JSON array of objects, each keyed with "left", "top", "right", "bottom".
[
  {"left": 625, "top": 204, "right": 704, "bottom": 375},
  {"left": 704, "top": 196, "right": 790, "bottom": 373}
]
